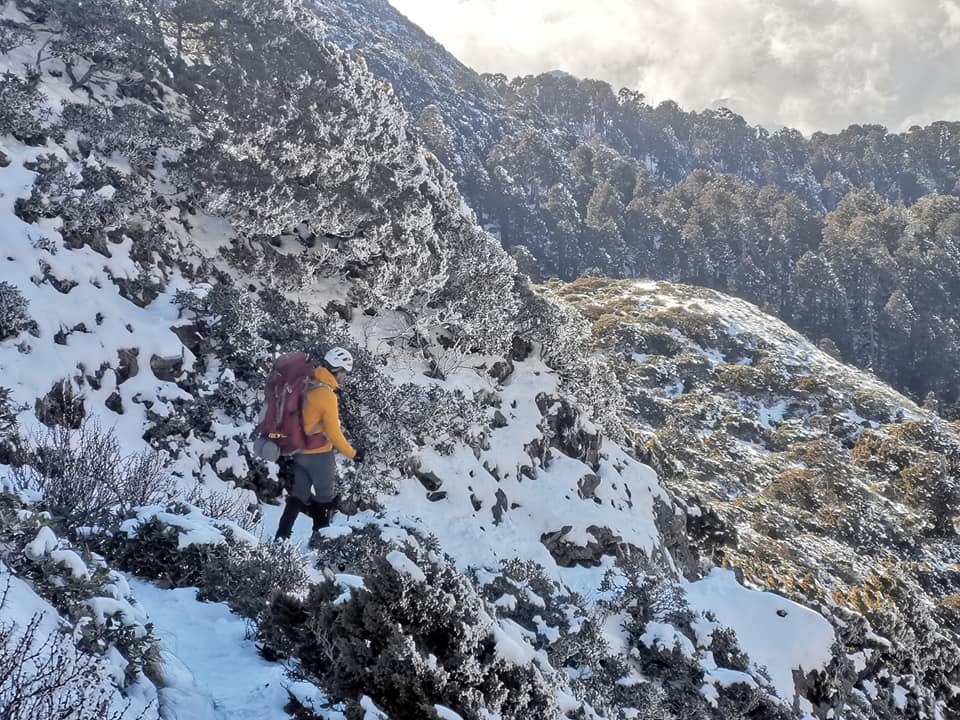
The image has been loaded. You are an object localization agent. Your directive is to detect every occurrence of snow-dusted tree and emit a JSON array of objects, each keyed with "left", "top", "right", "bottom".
[
  {"left": 0, "top": 282, "right": 35, "bottom": 341},
  {"left": 542, "top": 183, "right": 582, "bottom": 279},
  {"left": 0, "top": 71, "right": 47, "bottom": 142},
  {"left": 262, "top": 545, "right": 561, "bottom": 720},
  {"left": 584, "top": 180, "right": 628, "bottom": 276},
  {"left": 791, "top": 251, "right": 850, "bottom": 351}
]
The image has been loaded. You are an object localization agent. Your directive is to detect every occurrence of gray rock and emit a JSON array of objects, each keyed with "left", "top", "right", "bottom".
[
  {"left": 150, "top": 354, "right": 183, "bottom": 382},
  {"left": 540, "top": 524, "right": 627, "bottom": 567},
  {"left": 116, "top": 348, "right": 139, "bottom": 385},
  {"left": 488, "top": 358, "right": 514, "bottom": 383},
  {"left": 577, "top": 473, "right": 601, "bottom": 499}
]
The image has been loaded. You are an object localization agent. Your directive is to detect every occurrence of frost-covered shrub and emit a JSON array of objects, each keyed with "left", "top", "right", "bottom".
[
  {"left": 601, "top": 550, "right": 692, "bottom": 637},
  {"left": 0, "top": 387, "right": 19, "bottom": 441},
  {"left": 0, "top": 71, "right": 48, "bottom": 142},
  {"left": 705, "top": 622, "right": 750, "bottom": 672},
  {"left": 174, "top": 284, "right": 269, "bottom": 383},
  {"left": 256, "top": 288, "right": 330, "bottom": 351},
  {"left": 480, "top": 559, "right": 573, "bottom": 639},
  {"left": 60, "top": 102, "right": 193, "bottom": 171},
  {"left": 14, "top": 155, "right": 147, "bottom": 247},
  {"left": 180, "top": 485, "right": 257, "bottom": 531},
  {"left": 0, "top": 397, "right": 24, "bottom": 467},
  {"left": 343, "top": 349, "right": 483, "bottom": 462},
  {"left": 0, "top": 282, "right": 36, "bottom": 341},
  {"left": 477, "top": 560, "right": 635, "bottom": 716},
  {"left": 516, "top": 285, "right": 626, "bottom": 439},
  {"left": 432, "top": 227, "right": 520, "bottom": 356},
  {"left": 261, "top": 546, "right": 560, "bottom": 720},
  {"left": 309, "top": 524, "right": 396, "bottom": 578},
  {"left": 0, "top": 501, "right": 159, "bottom": 688},
  {"left": 199, "top": 540, "right": 307, "bottom": 620},
  {"left": 13, "top": 421, "right": 173, "bottom": 529},
  {"left": 97, "top": 509, "right": 230, "bottom": 589},
  {"left": 0, "top": 590, "right": 115, "bottom": 720},
  {"left": 516, "top": 282, "right": 592, "bottom": 369},
  {"left": 563, "top": 358, "right": 626, "bottom": 442}
]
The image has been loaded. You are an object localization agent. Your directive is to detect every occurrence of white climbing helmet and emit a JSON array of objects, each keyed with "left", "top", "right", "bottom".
[{"left": 323, "top": 346, "right": 354, "bottom": 372}]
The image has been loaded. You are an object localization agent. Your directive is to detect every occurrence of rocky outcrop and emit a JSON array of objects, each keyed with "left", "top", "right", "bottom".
[{"left": 540, "top": 524, "right": 627, "bottom": 567}]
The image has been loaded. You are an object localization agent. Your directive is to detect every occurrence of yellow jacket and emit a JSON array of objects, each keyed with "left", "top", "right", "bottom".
[{"left": 301, "top": 367, "right": 357, "bottom": 458}]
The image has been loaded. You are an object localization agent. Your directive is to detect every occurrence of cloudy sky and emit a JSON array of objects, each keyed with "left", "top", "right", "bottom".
[{"left": 389, "top": 0, "right": 960, "bottom": 135}]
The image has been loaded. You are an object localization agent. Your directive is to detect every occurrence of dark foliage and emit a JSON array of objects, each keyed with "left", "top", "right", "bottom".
[
  {"left": 260, "top": 545, "right": 561, "bottom": 720},
  {"left": 0, "top": 282, "right": 36, "bottom": 341},
  {"left": 13, "top": 420, "right": 172, "bottom": 529}
]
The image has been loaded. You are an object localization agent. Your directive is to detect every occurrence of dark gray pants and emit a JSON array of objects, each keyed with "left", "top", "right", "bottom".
[
  {"left": 274, "top": 451, "right": 339, "bottom": 541},
  {"left": 290, "top": 451, "right": 337, "bottom": 504}
]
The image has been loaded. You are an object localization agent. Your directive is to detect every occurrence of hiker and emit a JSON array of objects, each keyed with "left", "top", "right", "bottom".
[{"left": 274, "top": 347, "right": 365, "bottom": 543}]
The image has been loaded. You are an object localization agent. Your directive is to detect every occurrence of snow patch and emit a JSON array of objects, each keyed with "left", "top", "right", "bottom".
[{"left": 685, "top": 568, "right": 835, "bottom": 702}]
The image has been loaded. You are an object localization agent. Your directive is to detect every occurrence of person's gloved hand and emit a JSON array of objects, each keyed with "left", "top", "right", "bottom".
[{"left": 353, "top": 448, "right": 366, "bottom": 464}]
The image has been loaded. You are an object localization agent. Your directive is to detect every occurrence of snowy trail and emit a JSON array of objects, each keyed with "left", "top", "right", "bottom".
[
  {"left": 128, "top": 507, "right": 326, "bottom": 720},
  {"left": 131, "top": 580, "right": 320, "bottom": 720}
]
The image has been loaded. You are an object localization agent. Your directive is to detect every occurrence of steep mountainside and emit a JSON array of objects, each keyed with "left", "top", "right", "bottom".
[
  {"left": 313, "top": 0, "right": 960, "bottom": 415},
  {"left": 554, "top": 278, "right": 960, "bottom": 718}
]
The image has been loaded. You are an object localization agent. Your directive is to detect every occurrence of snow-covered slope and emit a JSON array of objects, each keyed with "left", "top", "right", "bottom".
[{"left": 554, "top": 277, "right": 960, "bottom": 719}]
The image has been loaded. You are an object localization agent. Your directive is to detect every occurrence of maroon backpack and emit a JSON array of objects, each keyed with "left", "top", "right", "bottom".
[{"left": 254, "top": 352, "right": 329, "bottom": 458}]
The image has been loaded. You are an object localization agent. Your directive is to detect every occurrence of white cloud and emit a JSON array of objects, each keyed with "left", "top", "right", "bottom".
[{"left": 389, "top": 0, "right": 960, "bottom": 134}]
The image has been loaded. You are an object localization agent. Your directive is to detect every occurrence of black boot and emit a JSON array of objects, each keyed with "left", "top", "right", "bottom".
[
  {"left": 275, "top": 496, "right": 307, "bottom": 541},
  {"left": 308, "top": 494, "right": 339, "bottom": 533},
  {"left": 306, "top": 496, "right": 339, "bottom": 548}
]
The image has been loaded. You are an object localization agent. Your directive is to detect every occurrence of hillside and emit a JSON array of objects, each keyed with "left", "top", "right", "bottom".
[
  {"left": 554, "top": 277, "right": 960, "bottom": 718},
  {"left": 313, "top": 0, "right": 960, "bottom": 415},
  {"left": 0, "top": 2, "right": 873, "bottom": 720}
]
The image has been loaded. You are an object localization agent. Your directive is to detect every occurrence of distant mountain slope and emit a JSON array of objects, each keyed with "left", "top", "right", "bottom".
[
  {"left": 554, "top": 277, "right": 960, "bottom": 718},
  {"left": 310, "top": 0, "right": 513, "bottom": 207},
  {"left": 314, "top": 0, "right": 960, "bottom": 214}
]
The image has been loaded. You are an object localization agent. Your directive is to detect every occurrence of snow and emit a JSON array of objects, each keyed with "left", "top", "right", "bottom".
[
  {"left": 360, "top": 695, "right": 389, "bottom": 719},
  {"left": 385, "top": 549, "right": 427, "bottom": 581},
  {"left": 640, "top": 621, "right": 696, "bottom": 658},
  {"left": 893, "top": 684, "right": 908, "bottom": 709},
  {"left": 494, "top": 593, "right": 517, "bottom": 610},
  {"left": 758, "top": 400, "right": 788, "bottom": 428},
  {"left": 493, "top": 618, "right": 538, "bottom": 665},
  {"left": 23, "top": 525, "right": 59, "bottom": 560},
  {"left": 130, "top": 580, "right": 327, "bottom": 720},
  {"left": 685, "top": 568, "right": 835, "bottom": 702},
  {"left": 86, "top": 595, "right": 146, "bottom": 629},
  {"left": 120, "top": 505, "right": 259, "bottom": 549},
  {"left": 49, "top": 548, "right": 90, "bottom": 578}
]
